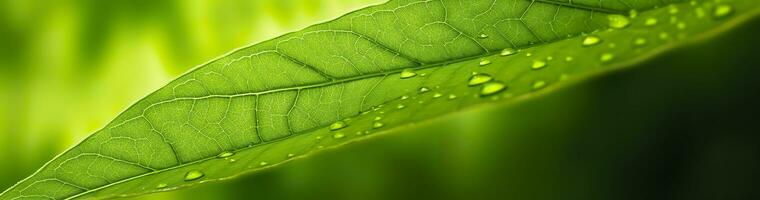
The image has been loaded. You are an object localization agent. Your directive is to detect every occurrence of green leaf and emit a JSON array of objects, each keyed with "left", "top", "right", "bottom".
[{"left": 2, "top": 0, "right": 758, "bottom": 199}]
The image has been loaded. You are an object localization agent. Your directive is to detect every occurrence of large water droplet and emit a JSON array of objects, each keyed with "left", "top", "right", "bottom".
[
  {"left": 583, "top": 36, "right": 602, "bottom": 47},
  {"left": 217, "top": 151, "right": 234, "bottom": 158},
  {"left": 333, "top": 133, "right": 345, "bottom": 139},
  {"left": 500, "top": 48, "right": 517, "bottom": 56},
  {"left": 480, "top": 82, "right": 507, "bottom": 96},
  {"left": 329, "top": 121, "right": 347, "bottom": 131},
  {"left": 713, "top": 5, "right": 734, "bottom": 19},
  {"left": 645, "top": 18, "right": 658, "bottom": 26},
  {"left": 373, "top": 122, "right": 385, "bottom": 129},
  {"left": 184, "top": 170, "right": 204, "bottom": 181},
  {"left": 400, "top": 69, "right": 417, "bottom": 79},
  {"left": 468, "top": 74, "right": 493, "bottom": 86},
  {"left": 607, "top": 14, "right": 631, "bottom": 29},
  {"left": 532, "top": 60, "right": 547, "bottom": 70},
  {"left": 479, "top": 59, "right": 492, "bottom": 66}
]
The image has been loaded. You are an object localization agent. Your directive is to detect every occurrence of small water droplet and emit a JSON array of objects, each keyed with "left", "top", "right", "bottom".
[
  {"left": 479, "top": 59, "right": 491, "bottom": 66},
  {"left": 287, "top": 153, "right": 296, "bottom": 158},
  {"left": 677, "top": 22, "right": 686, "bottom": 30},
  {"left": 629, "top": 9, "right": 639, "bottom": 18},
  {"left": 433, "top": 93, "right": 443, "bottom": 98},
  {"left": 184, "top": 170, "right": 204, "bottom": 181},
  {"left": 532, "top": 81, "right": 547, "bottom": 90},
  {"left": 565, "top": 56, "right": 574, "bottom": 62},
  {"left": 582, "top": 36, "right": 602, "bottom": 47},
  {"left": 156, "top": 183, "right": 168, "bottom": 189},
  {"left": 329, "top": 121, "right": 347, "bottom": 131},
  {"left": 355, "top": 131, "right": 363, "bottom": 136},
  {"left": 259, "top": 162, "right": 268, "bottom": 166},
  {"left": 531, "top": 60, "right": 547, "bottom": 70},
  {"left": 546, "top": 56, "right": 554, "bottom": 61},
  {"left": 217, "top": 151, "right": 235, "bottom": 158},
  {"left": 659, "top": 32, "right": 670, "bottom": 40},
  {"left": 526, "top": 53, "right": 533, "bottom": 57},
  {"left": 669, "top": 5, "right": 679, "bottom": 14},
  {"left": 333, "top": 133, "right": 345, "bottom": 139},
  {"left": 634, "top": 38, "right": 647, "bottom": 46},
  {"left": 419, "top": 87, "right": 430, "bottom": 93},
  {"left": 373, "top": 122, "right": 385, "bottom": 129},
  {"left": 600, "top": 53, "right": 615, "bottom": 62},
  {"left": 400, "top": 68, "right": 417, "bottom": 79},
  {"left": 468, "top": 74, "right": 493, "bottom": 86},
  {"left": 396, "top": 104, "right": 406, "bottom": 109},
  {"left": 607, "top": 14, "right": 631, "bottom": 29},
  {"left": 400, "top": 95, "right": 409, "bottom": 100},
  {"left": 448, "top": 94, "right": 458, "bottom": 100},
  {"left": 229, "top": 159, "right": 236, "bottom": 163},
  {"left": 500, "top": 48, "right": 518, "bottom": 56},
  {"left": 478, "top": 33, "right": 489, "bottom": 39},
  {"left": 714, "top": 5, "right": 733, "bottom": 19},
  {"left": 480, "top": 82, "right": 507, "bottom": 96},
  {"left": 645, "top": 18, "right": 658, "bottom": 26},
  {"left": 374, "top": 116, "right": 382, "bottom": 121}
]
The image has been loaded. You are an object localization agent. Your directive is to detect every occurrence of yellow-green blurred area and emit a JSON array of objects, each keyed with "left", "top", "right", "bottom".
[{"left": 2, "top": 1, "right": 760, "bottom": 200}]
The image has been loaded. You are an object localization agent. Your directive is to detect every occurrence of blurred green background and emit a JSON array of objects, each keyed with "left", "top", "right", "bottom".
[{"left": 1, "top": 1, "right": 759, "bottom": 200}]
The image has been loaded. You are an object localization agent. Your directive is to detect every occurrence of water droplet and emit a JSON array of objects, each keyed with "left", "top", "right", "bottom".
[
  {"left": 645, "top": 18, "right": 658, "bottom": 26},
  {"left": 396, "top": 104, "right": 406, "bottom": 109},
  {"left": 500, "top": 48, "right": 518, "bottom": 56},
  {"left": 333, "top": 133, "right": 345, "bottom": 139},
  {"left": 600, "top": 53, "right": 615, "bottom": 62},
  {"left": 468, "top": 74, "right": 493, "bottom": 86},
  {"left": 374, "top": 116, "right": 382, "bottom": 121},
  {"left": 634, "top": 38, "right": 647, "bottom": 46},
  {"left": 259, "top": 162, "right": 268, "bottom": 166},
  {"left": 668, "top": 5, "right": 679, "bottom": 14},
  {"left": 373, "top": 122, "right": 385, "bottom": 129},
  {"left": 184, "top": 170, "right": 204, "bottom": 181},
  {"left": 229, "top": 159, "right": 236, "bottom": 163},
  {"left": 565, "top": 56, "right": 574, "bottom": 62},
  {"left": 607, "top": 14, "right": 631, "bottom": 29},
  {"left": 546, "top": 56, "right": 554, "bottom": 61},
  {"left": 531, "top": 60, "right": 547, "bottom": 70},
  {"left": 582, "top": 36, "right": 602, "bottom": 47},
  {"left": 400, "top": 95, "right": 409, "bottom": 100},
  {"left": 419, "top": 87, "right": 430, "bottom": 93},
  {"left": 156, "top": 183, "right": 168, "bottom": 189},
  {"left": 526, "top": 53, "right": 533, "bottom": 57},
  {"left": 478, "top": 33, "right": 489, "bottom": 39},
  {"left": 714, "top": 5, "right": 733, "bottom": 19},
  {"left": 355, "top": 131, "right": 363, "bottom": 135},
  {"left": 532, "top": 81, "right": 547, "bottom": 90},
  {"left": 677, "top": 22, "right": 686, "bottom": 30},
  {"left": 217, "top": 151, "right": 234, "bottom": 158},
  {"left": 629, "top": 9, "right": 639, "bottom": 18},
  {"left": 659, "top": 32, "right": 670, "bottom": 40},
  {"left": 433, "top": 93, "right": 443, "bottom": 98},
  {"left": 479, "top": 59, "right": 491, "bottom": 66},
  {"left": 400, "top": 69, "right": 417, "bottom": 79},
  {"left": 448, "top": 94, "right": 458, "bottom": 100},
  {"left": 480, "top": 82, "right": 507, "bottom": 96},
  {"left": 287, "top": 153, "right": 296, "bottom": 158},
  {"left": 329, "top": 121, "right": 347, "bottom": 131}
]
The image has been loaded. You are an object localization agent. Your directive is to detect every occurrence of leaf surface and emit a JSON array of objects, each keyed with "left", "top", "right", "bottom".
[{"left": 2, "top": 0, "right": 758, "bottom": 199}]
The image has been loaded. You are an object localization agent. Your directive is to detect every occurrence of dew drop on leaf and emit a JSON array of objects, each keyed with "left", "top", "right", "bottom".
[
  {"left": 184, "top": 170, "right": 204, "bottom": 181},
  {"left": 531, "top": 60, "right": 547, "bottom": 70},
  {"left": 634, "top": 38, "right": 648, "bottom": 46},
  {"left": 400, "top": 68, "right": 417, "bottom": 79},
  {"left": 582, "top": 36, "right": 602, "bottom": 47},
  {"left": 479, "top": 59, "right": 491, "bottom": 66},
  {"left": 448, "top": 94, "right": 458, "bottom": 100},
  {"left": 607, "top": 14, "right": 631, "bottom": 29},
  {"left": 714, "top": 5, "right": 734, "bottom": 19},
  {"left": 468, "top": 74, "right": 493, "bottom": 86},
  {"left": 400, "top": 95, "right": 409, "bottom": 100},
  {"left": 373, "top": 122, "right": 385, "bottom": 129},
  {"left": 645, "top": 18, "right": 659, "bottom": 26},
  {"left": 433, "top": 93, "right": 443, "bottom": 98},
  {"left": 217, "top": 151, "right": 234, "bottom": 158},
  {"left": 532, "top": 81, "right": 547, "bottom": 90},
  {"left": 478, "top": 33, "right": 489, "bottom": 39},
  {"left": 500, "top": 48, "right": 517, "bottom": 56},
  {"left": 480, "top": 82, "right": 507, "bottom": 96},
  {"left": 259, "top": 162, "right": 268, "bottom": 166},
  {"left": 156, "top": 183, "right": 168, "bottom": 189},
  {"left": 287, "top": 153, "right": 296, "bottom": 158},
  {"left": 228, "top": 159, "right": 236, "bottom": 163},
  {"left": 565, "top": 56, "right": 574, "bottom": 62},
  {"left": 600, "top": 53, "right": 615, "bottom": 62},
  {"left": 419, "top": 87, "right": 430, "bottom": 93},
  {"left": 396, "top": 104, "right": 406, "bottom": 109},
  {"left": 333, "top": 133, "right": 345, "bottom": 139},
  {"left": 374, "top": 116, "right": 382, "bottom": 121},
  {"left": 329, "top": 121, "right": 347, "bottom": 131},
  {"left": 669, "top": 5, "right": 679, "bottom": 14}
]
